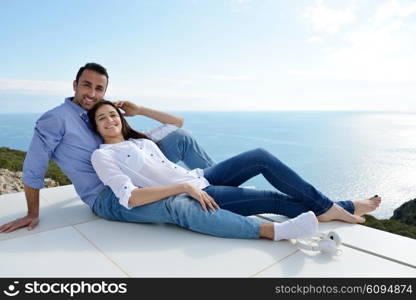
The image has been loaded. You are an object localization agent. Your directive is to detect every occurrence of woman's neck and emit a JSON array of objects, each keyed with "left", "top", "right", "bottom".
[{"left": 103, "top": 136, "right": 125, "bottom": 144}]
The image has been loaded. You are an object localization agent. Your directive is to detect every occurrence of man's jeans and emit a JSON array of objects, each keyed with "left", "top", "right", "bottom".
[
  {"left": 92, "top": 128, "right": 261, "bottom": 239},
  {"left": 156, "top": 128, "right": 215, "bottom": 169},
  {"left": 202, "top": 148, "right": 354, "bottom": 218}
]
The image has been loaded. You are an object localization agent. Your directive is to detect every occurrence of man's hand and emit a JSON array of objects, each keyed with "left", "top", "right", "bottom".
[
  {"left": 183, "top": 184, "right": 220, "bottom": 212},
  {"left": 0, "top": 215, "right": 39, "bottom": 233},
  {"left": 113, "top": 101, "right": 142, "bottom": 117}
]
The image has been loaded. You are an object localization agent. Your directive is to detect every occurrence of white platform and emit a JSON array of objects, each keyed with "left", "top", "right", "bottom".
[{"left": 0, "top": 185, "right": 415, "bottom": 277}]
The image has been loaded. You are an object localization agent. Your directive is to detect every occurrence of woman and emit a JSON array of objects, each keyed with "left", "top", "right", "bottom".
[{"left": 88, "top": 101, "right": 381, "bottom": 241}]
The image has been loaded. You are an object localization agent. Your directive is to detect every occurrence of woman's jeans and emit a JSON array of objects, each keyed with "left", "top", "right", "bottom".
[
  {"left": 93, "top": 129, "right": 354, "bottom": 239},
  {"left": 203, "top": 148, "right": 354, "bottom": 218}
]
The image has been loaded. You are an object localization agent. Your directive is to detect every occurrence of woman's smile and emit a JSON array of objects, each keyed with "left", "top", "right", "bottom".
[{"left": 94, "top": 104, "right": 124, "bottom": 143}]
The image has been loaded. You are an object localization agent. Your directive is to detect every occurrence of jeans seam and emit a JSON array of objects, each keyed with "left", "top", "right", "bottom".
[
  {"left": 223, "top": 162, "right": 262, "bottom": 186},
  {"left": 260, "top": 162, "right": 333, "bottom": 213}
]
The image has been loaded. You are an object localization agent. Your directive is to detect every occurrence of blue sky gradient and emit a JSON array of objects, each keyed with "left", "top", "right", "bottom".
[{"left": 1, "top": 0, "right": 415, "bottom": 113}]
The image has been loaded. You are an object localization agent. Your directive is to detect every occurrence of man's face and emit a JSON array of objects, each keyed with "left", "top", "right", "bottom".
[{"left": 73, "top": 69, "right": 108, "bottom": 111}]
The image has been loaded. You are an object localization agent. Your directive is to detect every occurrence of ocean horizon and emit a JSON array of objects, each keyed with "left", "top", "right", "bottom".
[{"left": 1, "top": 110, "right": 416, "bottom": 220}]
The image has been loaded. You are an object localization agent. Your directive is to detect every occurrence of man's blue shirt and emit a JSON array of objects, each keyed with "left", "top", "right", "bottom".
[{"left": 23, "top": 97, "right": 104, "bottom": 208}]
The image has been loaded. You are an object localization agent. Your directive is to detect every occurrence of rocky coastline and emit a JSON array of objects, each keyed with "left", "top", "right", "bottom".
[{"left": 0, "top": 168, "right": 59, "bottom": 195}]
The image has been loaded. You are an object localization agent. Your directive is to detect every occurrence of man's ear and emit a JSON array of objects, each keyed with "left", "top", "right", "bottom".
[{"left": 73, "top": 80, "right": 77, "bottom": 92}]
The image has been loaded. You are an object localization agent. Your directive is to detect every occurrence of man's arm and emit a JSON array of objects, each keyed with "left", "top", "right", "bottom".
[
  {"left": 25, "top": 184, "right": 40, "bottom": 218},
  {"left": 0, "top": 184, "right": 39, "bottom": 233},
  {"left": 0, "top": 111, "right": 63, "bottom": 234}
]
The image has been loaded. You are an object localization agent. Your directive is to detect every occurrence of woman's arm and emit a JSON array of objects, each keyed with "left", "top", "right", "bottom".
[
  {"left": 91, "top": 150, "right": 218, "bottom": 211},
  {"left": 130, "top": 183, "right": 220, "bottom": 212},
  {"left": 113, "top": 101, "right": 184, "bottom": 128},
  {"left": 129, "top": 184, "right": 186, "bottom": 207}
]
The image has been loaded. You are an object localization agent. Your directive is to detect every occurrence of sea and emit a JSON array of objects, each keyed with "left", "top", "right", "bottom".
[{"left": 1, "top": 111, "right": 416, "bottom": 219}]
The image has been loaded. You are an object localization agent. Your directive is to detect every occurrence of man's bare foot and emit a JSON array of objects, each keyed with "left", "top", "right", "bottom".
[
  {"left": 317, "top": 204, "right": 365, "bottom": 223},
  {"left": 353, "top": 195, "right": 381, "bottom": 216}
]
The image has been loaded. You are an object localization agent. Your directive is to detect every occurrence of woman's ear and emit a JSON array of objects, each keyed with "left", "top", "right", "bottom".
[{"left": 73, "top": 80, "right": 77, "bottom": 92}]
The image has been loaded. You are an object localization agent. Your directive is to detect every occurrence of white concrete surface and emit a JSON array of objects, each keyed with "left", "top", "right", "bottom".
[{"left": 1, "top": 185, "right": 415, "bottom": 277}]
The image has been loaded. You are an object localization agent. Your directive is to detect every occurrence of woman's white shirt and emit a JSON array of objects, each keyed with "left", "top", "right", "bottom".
[{"left": 91, "top": 124, "right": 210, "bottom": 210}]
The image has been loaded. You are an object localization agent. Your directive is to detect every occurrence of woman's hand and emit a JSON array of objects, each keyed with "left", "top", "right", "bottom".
[
  {"left": 113, "top": 101, "right": 142, "bottom": 117},
  {"left": 183, "top": 184, "right": 220, "bottom": 212}
]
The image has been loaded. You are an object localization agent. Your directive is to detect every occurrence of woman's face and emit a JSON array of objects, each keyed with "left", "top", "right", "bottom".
[{"left": 94, "top": 104, "right": 123, "bottom": 139}]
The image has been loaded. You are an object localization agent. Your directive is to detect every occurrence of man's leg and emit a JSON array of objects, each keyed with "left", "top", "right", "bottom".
[{"left": 157, "top": 128, "right": 215, "bottom": 169}]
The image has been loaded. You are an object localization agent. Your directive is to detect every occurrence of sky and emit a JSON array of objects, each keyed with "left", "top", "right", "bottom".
[{"left": 1, "top": 0, "right": 416, "bottom": 113}]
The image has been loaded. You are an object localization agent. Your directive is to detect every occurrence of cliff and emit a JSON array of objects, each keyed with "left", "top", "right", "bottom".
[
  {"left": 0, "top": 147, "right": 71, "bottom": 187},
  {"left": 0, "top": 168, "right": 59, "bottom": 194}
]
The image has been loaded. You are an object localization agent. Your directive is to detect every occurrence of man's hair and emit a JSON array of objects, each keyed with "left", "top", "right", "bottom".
[{"left": 75, "top": 62, "right": 109, "bottom": 85}]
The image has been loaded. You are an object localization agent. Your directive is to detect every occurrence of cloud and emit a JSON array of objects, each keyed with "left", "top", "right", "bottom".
[
  {"left": 306, "top": 36, "right": 324, "bottom": 44},
  {"left": 300, "top": 0, "right": 416, "bottom": 82},
  {"left": 303, "top": 0, "right": 356, "bottom": 34},
  {"left": 0, "top": 78, "right": 72, "bottom": 95},
  {"left": 203, "top": 74, "right": 253, "bottom": 81},
  {"left": 373, "top": 0, "right": 416, "bottom": 25},
  {"left": 0, "top": 76, "right": 237, "bottom": 101},
  {"left": 229, "top": 0, "right": 251, "bottom": 4}
]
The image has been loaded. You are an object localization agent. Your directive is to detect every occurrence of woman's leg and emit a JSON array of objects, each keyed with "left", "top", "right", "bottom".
[
  {"left": 203, "top": 148, "right": 353, "bottom": 216},
  {"left": 93, "top": 186, "right": 318, "bottom": 241},
  {"left": 203, "top": 185, "right": 312, "bottom": 218},
  {"left": 93, "top": 186, "right": 260, "bottom": 239},
  {"left": 157, "top": 128, "right": 216, "bottom": 169}
]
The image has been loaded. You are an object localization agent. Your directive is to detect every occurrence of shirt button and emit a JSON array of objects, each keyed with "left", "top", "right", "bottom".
[
  {"left": 124, "top": 186, "right": 127, "bottom": 189},
  {"left": 161, "top": 160, "right": 165, "bottom": 163},
  {"left": 174, "top": 166, "right": 177, "bottom": 169},
  {"left": 140, "top": 147, "right": 143, "bottom": 150},
  {"left": 127, "top": 155, "right": 130, "bottom": 157},
  {"left": 150, "top": 154, "right": 154, "bottom": 156}
]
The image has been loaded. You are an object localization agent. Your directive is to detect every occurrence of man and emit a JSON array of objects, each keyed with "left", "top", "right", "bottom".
[{"left": 0, "top": 62, "right": 215, "bottom": 233}]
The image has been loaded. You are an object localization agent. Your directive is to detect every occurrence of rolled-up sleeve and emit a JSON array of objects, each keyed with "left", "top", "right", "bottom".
[
  {"left": 22, "top": 111, "right": 64, "bottom": 189},
  {"left": 91, "top": 150, "right": 137, "bottom": 209},
  {"left": 143, "top": 124, "right": 178, "bottom": 142}
]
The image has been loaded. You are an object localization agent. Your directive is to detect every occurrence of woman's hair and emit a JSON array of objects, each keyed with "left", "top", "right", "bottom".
[{"left": 87, "top": 100, "right": 151, "bottom": 141}]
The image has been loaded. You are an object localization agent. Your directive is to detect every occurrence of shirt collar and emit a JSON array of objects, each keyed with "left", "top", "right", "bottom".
[
  {"left": 65, "top": 97, "right": 93, "bottom": 130},
  {"left": 65, "top": 97, "right": 88, "bottom": 117},
  {"left": 99, "top": 140, "right": 131, "bottom": 149}
]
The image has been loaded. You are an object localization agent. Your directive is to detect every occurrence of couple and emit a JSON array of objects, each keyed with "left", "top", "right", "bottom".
[{"left": 0, "top": 63, "right": 381, "bottom": 242}]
